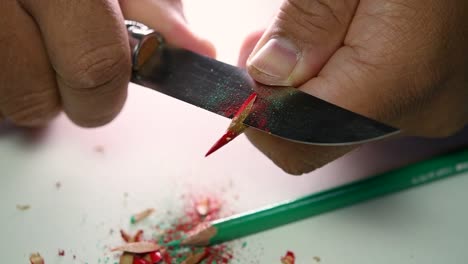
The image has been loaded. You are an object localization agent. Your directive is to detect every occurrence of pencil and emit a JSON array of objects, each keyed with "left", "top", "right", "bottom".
[
  {"left": 205, "top": 93, "right": 257, "bottom": 157},
  {"left": 169, "top": 148, "right": 468, "bottom": 247}
]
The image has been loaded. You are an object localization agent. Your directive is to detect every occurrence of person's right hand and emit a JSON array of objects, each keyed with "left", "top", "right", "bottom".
[{"left": 0, "top": 0, "right": 214, "bottom": 127}]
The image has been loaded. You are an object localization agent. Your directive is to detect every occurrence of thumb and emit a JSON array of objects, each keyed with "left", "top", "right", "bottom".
[{"left": 247, "top": 0, "right": 358, "bottom": 86}]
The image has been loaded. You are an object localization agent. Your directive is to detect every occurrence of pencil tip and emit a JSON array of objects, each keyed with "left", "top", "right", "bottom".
[
  {"left": 205, "top": 132, "right": 234, "bottom": 157},
  {"left": 205, "top": 93, "right": 256, "bottom": 157}
]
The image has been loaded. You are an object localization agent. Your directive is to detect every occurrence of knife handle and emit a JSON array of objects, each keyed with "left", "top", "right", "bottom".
[{"left": 125, "top": 20, "right": 165, "bottom": 71}]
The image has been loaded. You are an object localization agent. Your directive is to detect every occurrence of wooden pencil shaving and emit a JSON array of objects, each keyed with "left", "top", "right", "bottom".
[
  {"left": 120, "top": 229, "right": 143, "bottom": 243},
  {"left": 112, "top": 241, "right": 160, "bottom": 254},
  {"left": 181, "top": 251, "right": 208, "bottom": 264},
  {"left": 131, "top": 208, "right": 155, "bottom": 224},
  {"left": 119, "top": 253, "right": 134, "bottom": 264},
  {"left": 195, "top": 198, "right": 209, "bottom": 216},
  {"left": 281, "top": 256, "right": 294, "bottom": 264},
  {"left": 120, "top": 229, "right": 132, "bottom": 242},
  {"left": 194, "top": 197, "right": 221, "bottom": 219},
  {"left": 16, "top": 204, "right": 31, "bottom": 211},
  {"left": 29, "top": 253, "right": 44, "bottom": 264}
]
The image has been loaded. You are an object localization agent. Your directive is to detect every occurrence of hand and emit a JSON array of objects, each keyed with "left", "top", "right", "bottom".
[
  {"left": 239, "top": 0, "right": 468, "bottom": 175},
  {"left": 0, "top": 0, "right": 214, "bottom": 127}
]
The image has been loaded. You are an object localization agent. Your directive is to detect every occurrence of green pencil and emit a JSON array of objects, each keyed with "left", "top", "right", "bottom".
[{"left": 169, "top": 148, "right": 468, "bottom": 247}]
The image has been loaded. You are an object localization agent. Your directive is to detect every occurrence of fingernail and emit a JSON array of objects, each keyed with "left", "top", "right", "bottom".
[{"left": 248, "top": 38, "right": 300, "bottom": 85}]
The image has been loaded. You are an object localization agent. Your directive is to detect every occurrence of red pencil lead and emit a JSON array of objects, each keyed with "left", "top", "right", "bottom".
[{"left": 205, "top": 93, "right": 257, "bottom": 157}]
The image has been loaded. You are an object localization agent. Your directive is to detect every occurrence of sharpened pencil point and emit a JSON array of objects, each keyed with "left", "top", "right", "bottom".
[
  {"left": 205, "top": 131, "right": 238, "bottom": 157},
  {"left": 205, "top": 93, "right": 257, "bottom": 157}
]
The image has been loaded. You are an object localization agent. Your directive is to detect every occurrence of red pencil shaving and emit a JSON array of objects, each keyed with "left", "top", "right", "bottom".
[
  {"left": 205, "top": 93, "right": 257, "bottom": 157},
  {"left": 132, "top": 256, "right": 151, "bottom": 264},
  {"left": 29, "top": 253, "right": 44, "bottom": 264},
  {"left": 148, "top": 251, "right": 163, "bottom": 263},
  {"left": 281, "top": 251, "right": 295, "bottom": 264}
]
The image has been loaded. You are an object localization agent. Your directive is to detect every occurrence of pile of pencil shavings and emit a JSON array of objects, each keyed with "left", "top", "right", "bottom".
[
  {"left": 113, "top": 197, "right": 232, "bottom": 264},
  {"left": 113, "top": 241, "right": 166, "bottom": 264},
  {"left": 113, "top": 240, "right": 222, "bottom": 264}
]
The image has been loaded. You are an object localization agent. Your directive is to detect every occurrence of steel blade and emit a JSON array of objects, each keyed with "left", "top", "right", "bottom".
[{"left": 131, "top": 47, "right": 398, "bottom": 145}]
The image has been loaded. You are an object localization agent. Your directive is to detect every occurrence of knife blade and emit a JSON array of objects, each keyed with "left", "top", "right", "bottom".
[{"left": 126, "top": 21, "right": 399, "bottom": 145}]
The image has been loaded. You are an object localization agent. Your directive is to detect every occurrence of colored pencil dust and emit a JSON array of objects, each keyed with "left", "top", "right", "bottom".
[{"left": 205, "top": 93, "right": 257, "bottom": 157}]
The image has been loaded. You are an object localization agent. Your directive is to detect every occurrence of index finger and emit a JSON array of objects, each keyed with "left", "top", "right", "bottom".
[{"left": 19, "top": 0, "right": 131, "bottom": 127}]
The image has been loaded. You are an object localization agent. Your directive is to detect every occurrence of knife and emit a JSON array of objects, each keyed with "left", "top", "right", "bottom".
[{"left": 125, "top": 20, "right": 399, "bottom": 146}]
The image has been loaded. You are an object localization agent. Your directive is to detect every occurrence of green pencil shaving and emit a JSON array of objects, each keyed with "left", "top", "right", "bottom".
[{"left": 167, "top": 148, "right": 468, "bottom": 247}]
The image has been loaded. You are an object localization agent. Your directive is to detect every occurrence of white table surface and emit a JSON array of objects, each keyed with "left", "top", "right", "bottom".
[{"left": 1, "top": 1, "right": 468, "bottom": 263}]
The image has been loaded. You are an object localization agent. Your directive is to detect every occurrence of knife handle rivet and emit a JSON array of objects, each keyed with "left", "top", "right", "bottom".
[{"left": 125, "top": 20, "right": 165, "bottom": 71}]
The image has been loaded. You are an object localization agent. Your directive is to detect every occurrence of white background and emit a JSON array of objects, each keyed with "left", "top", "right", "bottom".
[{"left": 1, "top": 0, "right": 468, "bottom": 263}]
